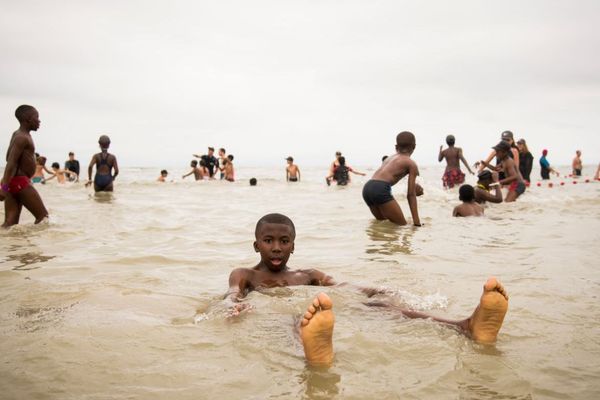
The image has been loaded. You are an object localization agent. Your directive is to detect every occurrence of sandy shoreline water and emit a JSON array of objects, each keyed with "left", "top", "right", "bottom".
[{"left": 1, "top": 165, "right": 599, "bottom": 399}]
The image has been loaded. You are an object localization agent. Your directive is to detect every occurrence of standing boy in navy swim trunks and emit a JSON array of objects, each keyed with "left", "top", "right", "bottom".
[
  {"left": 493, "top": 141, "right": 525, "bottom": 203},
  {"left": 86, "top": 135, "right": 119, "bottom": 192},
  {"left": 362, "top": 131, "right": 422, "bottom": 226},
  {"left": 1, "top": 105, "right": 49, "bottom": 227}
]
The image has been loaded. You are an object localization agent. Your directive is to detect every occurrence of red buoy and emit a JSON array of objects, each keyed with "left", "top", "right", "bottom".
[
  {"left": 537, "top": 182, "right": 541, "bottom": 187},
  {"left": 560, "top": 182, "right": 565, "bottom": 186}
]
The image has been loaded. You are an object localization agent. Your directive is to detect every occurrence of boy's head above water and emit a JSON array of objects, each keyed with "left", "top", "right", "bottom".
[
  {"left": 396, "top": 131, "right": 416, "bottom": 154},
  {"left": 459, "top": 184, "right": 475, "bottom": 202},
  {"left": 254, "top": 213, "right": 296, "bottom": 271}
]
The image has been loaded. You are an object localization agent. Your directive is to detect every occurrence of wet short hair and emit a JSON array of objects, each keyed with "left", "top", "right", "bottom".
[
  {"left": 396, "top": 131, "right": 416, "bottom": 150},
  {"left": 446, "top": 135, "right": 455, "bottom": 146},
  {"left": 459, "top": 184, "right": 475, "bottom": 202},
  {"left": 249, "top": 177, "right": 257, "bottom": 186},
  {"left": 68, "top": 152, "right": 74, "bottom": 156},
  {"left": 219, "top": 148, "right": 226, "bottom": 153},
  {"left": 381, "top": 155, "right": 388, "bottom": 162},
  {"left": 51, "top": 162, "right": 60, "bottom": 169},
  {"left": 15, "top": 105, "right": 36, "bottom": 122},
  {"left": 161, "top": 169, "right": 168, "bottom": 175},
  {"left": 338, "top": 156, "right": 346, "bottom": 165},
  {"left": 255, "top": 213, "right": 296, "bottom": 239},
  {"left": 98, "top": 135, "right": 111, "bottom": 146},
  {"left": 208, "top": 147, "right": 215, "bottom": 151},
  {"left": 477, "top": 170, "right": 492, "bottom": 182},
  {"left": 228, "top": 154, "right": 234, "bottom": 161},
  {"left": 191, "top": 160, "right": 198, "bottom": 167}
]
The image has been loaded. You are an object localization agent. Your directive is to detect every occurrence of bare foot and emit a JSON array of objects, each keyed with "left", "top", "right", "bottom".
[
  {"left": 300, "top": 292, "right": 335, "bottom": 366},
  {"left": 468, "top": 277, "right": 509, "bottom": 343}
]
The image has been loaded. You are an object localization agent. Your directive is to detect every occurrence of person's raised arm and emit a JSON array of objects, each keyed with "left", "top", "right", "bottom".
[
  {"left": 349, "top": 167, "right": 366, "bottom": 176},
  {"left": 479, "top": 150, "right": 496, "bottom": 172},
  {"left": 112, "top": 157, "right": 119, "bottom": 180},
  {"left": 438, "top": 146, "right": 444, "bottom": 162},
  {"left": 406, "top": 161, "right": 421, "bottom": 226},
  {"left": 1, "top": 136, "right": 27, "bottom": 186},
  {"left": 459, "top": 148, "right": 474, "bottom": 174},
  {"left": 182, "top": 169, "right": 193, "bottom": 179}
]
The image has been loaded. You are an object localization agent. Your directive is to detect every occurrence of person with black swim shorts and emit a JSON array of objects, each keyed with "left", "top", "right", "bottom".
[
  {"left": 362, "top": 131, "right": 422, "bottom": 226},
  {"left": 86, "top": 135, "right": 119, "bottom": 193}
]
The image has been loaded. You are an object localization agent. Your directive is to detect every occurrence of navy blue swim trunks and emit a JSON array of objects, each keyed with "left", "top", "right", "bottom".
[{"left": 362, "top": 180, "right": 394, "bottom": 207}]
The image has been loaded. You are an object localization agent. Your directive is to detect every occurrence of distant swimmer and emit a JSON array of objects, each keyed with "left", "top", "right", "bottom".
[
  {"left": 326, "top": 156, "right": 365, "bottom": 186},
  {"left": 516, "top": 139, "right": 533, "bottom": 183},
  {"left": 223, "top": 155, "right": 235, "bottom": 182},
  {"left": 492, "top": 141, "right": 526, "bottom": 202},
  {"left": 32, "top": 156, "right": 53, "bottom": 184},
  {"left": 182, "top": 160, "right": 203, "bottom": 181},
  {"left": 453, "top": 185, "right": 484, "bottom": 217},
  {"left": 325, "top": 151, "right": 342, "bottom": 185},
  {"left": 285, "top": 156, "right": 301, "bottom": 182},
  {"left": 572, "top": 150, "right": 582, "bottom": 177},
  {"left": 157, "top": 170, "right": 168, "bottom": 182},
  {"left": 86, "top": 135, "right": 119, "bottom": 192},
  {"left": 362, "top": 131, "right": 422, "bottom": 226},
  {"left": 474, "top": 170, "right": 503, "bottom": 204},
  {"left": 193, "top": 147, "right": 218, "bottom": 179},
  {"left": 64, "top": 151, "right": 80, "bottom": 182},
  {"left": 217, "top": 148, "right": 227, "bottom": 180},
  {"left": 46, "top": 162, "right": 77, "bottom": 184},
  {"left": 1, "top": 105, "right": 49, "bottom": 227},
  {"left": 439, "top": 134, "right": 474, "bottom": 189},
  {"left": 225, "top": 213, "right": 509, "bottom": 367},
  {"left": 539, "top": 149, "right": 559, "bottom": 180},
  {"left": 249, "top": 177, "right": 257, "bottom": 186}
]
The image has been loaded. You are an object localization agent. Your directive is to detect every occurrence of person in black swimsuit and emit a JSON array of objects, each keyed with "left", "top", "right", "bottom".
[{"left": 86, "top": 135, "right": 119, "bottom": 192}]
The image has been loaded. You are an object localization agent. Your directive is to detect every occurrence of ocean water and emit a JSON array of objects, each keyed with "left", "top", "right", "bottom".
[{"left": 1, "top": 165, "right": 599, "bottom": 399}]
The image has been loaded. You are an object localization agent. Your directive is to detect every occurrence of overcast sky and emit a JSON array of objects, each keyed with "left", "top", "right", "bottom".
[{"left": 1, "top": 0, "right": 599, "bottom": 167}]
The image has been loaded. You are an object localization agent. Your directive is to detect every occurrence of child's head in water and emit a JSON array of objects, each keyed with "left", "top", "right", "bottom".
[
  {"left": 396, "top": 131, "right": 416, "bottom": 154},
  {"left": 459, "top": 184, "right": 475, "bottom": 203},
  {"left": 254, "top": 213, "right": 296, "bottom": 272},
  {"left": 161, "top": 170, "right": 168, "bottom": 177},
  {"left": 51, "top": 162, "right": 60, "bottom": 170},
  {"left": 249, "top": 178, "right": 257, "bottom": 186}
]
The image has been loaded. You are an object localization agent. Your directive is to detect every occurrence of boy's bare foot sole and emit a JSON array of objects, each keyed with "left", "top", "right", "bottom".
[
  {"left": 468, "top": 277, "right": 509, "bottom": 343},
  {"left": 300, "top": 292, "right": 335, "bottom": 366}
]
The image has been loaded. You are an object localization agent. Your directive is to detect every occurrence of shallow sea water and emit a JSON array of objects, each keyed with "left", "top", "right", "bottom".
[{"left": 1, "top": 165, "right": 599, "bottom": 399}]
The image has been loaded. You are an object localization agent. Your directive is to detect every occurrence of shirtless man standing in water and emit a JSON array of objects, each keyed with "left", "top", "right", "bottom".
[
  {"left": 1, "top": 105, "right": 49, "bottom": 227},
  {"left": 226, "top": 213, "right": 509, "bottom": 366}
]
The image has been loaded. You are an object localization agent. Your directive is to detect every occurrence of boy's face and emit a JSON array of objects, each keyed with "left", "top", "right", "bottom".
[
  {"left": 219, "top": 150, "right": 225, "bottom": 157},
  {"left": 495, "top": 149, "right": 507, "bottom": 161},
  {"left": 254, "top": 223, "right": 295, "bottom": 272},
  {"left": 28, "top": 110, "right": 41, "bottom": 131}
]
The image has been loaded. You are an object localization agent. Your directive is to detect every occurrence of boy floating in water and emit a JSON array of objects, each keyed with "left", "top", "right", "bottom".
[
  {"left": 1, "top": 105, "right": 49, "bottom": 226},
  {"left": 86, "top": 135, "right": 119, "bottom": 192},
  {"left": 226, "top": 213, "right": 509, "bottom": 366},
  {"left": 439, "top": 135, "right": 474, "bottom": 189},
  {"left": 453, "top": 185, "right": 484, "bottom": 217},
  {"left": 362, "top": 131, "right": 422, "bottom": 226},
  {"left": 182, "top": 160, "right": 202, "bottom": 181},
  {"left": 286, "top": 156, "right": 301, "bottom": 182}
]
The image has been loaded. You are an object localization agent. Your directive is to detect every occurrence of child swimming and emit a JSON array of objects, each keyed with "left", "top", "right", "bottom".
[
  {"left": 46, "top": 162, "right": 78, "bottom": 184},
  {"left": 226, "top": 213, "right": 509, "bottom": 366},
  {"left": 453, "top": 185, "right": 484, "bottom": 217}
]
